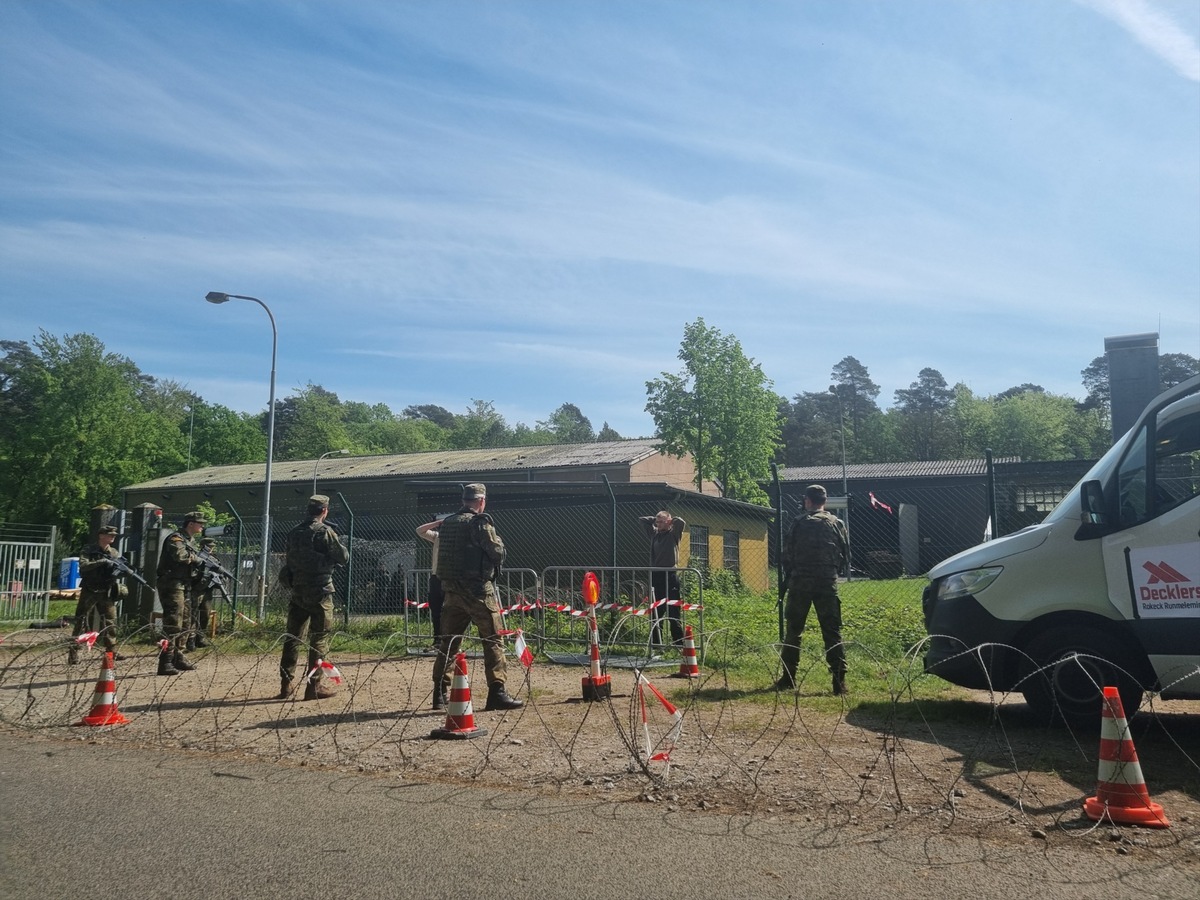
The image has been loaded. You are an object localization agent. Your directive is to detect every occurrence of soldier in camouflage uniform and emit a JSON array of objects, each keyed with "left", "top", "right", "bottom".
[
  {"left": 430, "top": 483, "right": 523, "bottom": 712},
  {"left": 155, "top": 511, "right": 206, "bottom": 675},
  {"left": 186, "top": 537, "right": 218, "bottom": 650},
  {"left": 778, "top": 485, "right": 850, "bottom": 695},
  {"left": 278, "top": 494, "right": 349, "bottom": 701},
  {"left": 69, "top": 524, "right": 126, "bottom": 664}
]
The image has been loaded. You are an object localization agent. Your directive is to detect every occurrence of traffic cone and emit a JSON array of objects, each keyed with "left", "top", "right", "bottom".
[
  {"left": 431, "top": 652, "right": 488, "bottom": 740},
  {"left": 74, "top": 651, "right": 129, "bottom": 727},
  {"left": 1083, "top": 686, "right": 1169, "bottom": 828},
  {"left": 671, "top": 625, "right": 701, "bottom": 679},
  {"left": 581, "top": 609, "right": 611, "bottom": 701}
]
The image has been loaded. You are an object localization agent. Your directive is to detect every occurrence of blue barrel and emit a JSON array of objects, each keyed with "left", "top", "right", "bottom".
[{"left": 58, "top": 558, "right": 80, "bottom": 590}]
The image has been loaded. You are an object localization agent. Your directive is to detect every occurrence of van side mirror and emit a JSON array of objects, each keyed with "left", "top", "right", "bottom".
[{"left": 1075, "top": 479, "right": 1109, "bottom": 540}]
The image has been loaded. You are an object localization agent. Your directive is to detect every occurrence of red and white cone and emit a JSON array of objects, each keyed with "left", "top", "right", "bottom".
[
  {"left": 431, "top": 652, "right": 487, "bottom": 740},
  {"left": 1083, "top": 686, "right": 1169, "bottom": 828},
  {"left": 581, "top": 609, "right": 611, "bottom": 701},
  {"left": 74, "top": 651, "right": 128, "bottom": 727},
  {"left": 672, "top": 624, "right": 701, "bottom": 679}
]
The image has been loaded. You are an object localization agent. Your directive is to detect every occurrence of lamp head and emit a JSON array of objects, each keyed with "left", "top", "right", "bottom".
[{"left": 205, "top": 291, "right": 231, "bottom": 304}]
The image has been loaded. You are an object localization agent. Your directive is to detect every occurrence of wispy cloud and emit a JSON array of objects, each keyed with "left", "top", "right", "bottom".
[{"left": 1077, "top": 0, "right": 1200, "bottom": 80}]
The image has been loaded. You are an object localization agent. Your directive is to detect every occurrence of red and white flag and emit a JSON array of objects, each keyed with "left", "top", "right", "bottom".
[
  {"left": 637, "top": 673, "right": 684, "bottom": 762},
  {"left": 869, "top": 492, "right": 894, "bottom": 514},
  {"left": 514, "top": 629, "right": 534, "bottom": 669},
  {"left": 75, "top": 631, "right": 99, "bottom": 649},
  {"left": 309, "top": 659, "right": 344, "bottom": 685}
]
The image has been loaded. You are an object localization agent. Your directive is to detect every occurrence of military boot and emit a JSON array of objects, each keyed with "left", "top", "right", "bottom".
[
  {"left": 193, "top": 634, "right": 210, "bottom": 649},
  {"left": 303, "top": 680, "right": 336, "bottom": 701},
  {"left": 832, "top": 673, "right": 848, "bottom": 696},
  {"left": 157, "top": 650, "right": 179, "bottom": 676},
  {"left": 432, "top": 686, "right": 448, "bottom": 711},
  {"left": 774, "top": 671, "right": 796, "bottom": 691},
  {"left": 277, "top": 678, "right": 294, "bottom": 700},
  {"left": 185, "top": 635, "right": 196, "bottom": 652},
  {"left": 172, "top": 650, "right": 196, "bottom": 672},
  {"left": 484, "top": 682, "right": 523, "bottom": 711},
  {"left": 67, "top": 645, "right": 79, "bottom": 666}
]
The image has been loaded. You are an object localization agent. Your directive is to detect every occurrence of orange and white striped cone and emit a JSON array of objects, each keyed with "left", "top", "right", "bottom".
[
  {"left": 671, "top": 624, "right": 701, "bottom": 679},
  {"left": 74, "top": 651, "right": 129, "bottom": 727},
  {"left": 581, "top": 609, "right": 612, "bottom": 701},
  {"left": 431, "top": 652, "right": 487, "bottom": 740},
  {"left": 1083, "top": 686, "right": 1169, "bottom": 828}
]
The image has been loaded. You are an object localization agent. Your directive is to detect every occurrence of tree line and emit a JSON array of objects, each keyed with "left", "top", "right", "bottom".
[{"left": 2, "top": 328, "right": 1196, "bottom": 543}]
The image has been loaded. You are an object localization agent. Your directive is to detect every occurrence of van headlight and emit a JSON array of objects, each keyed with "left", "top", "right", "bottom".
[{"left": 937, "top": 567, "right": 1002, "bottom": 601}]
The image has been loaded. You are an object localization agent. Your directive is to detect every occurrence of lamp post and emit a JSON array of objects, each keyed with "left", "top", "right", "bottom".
[
  {"left": 206, "top": 291, "right": 276, "bottom": 620},
  {"left": 313, "top": 449, "right": 349, "bottom": 495},
  {"left": 829, "top": 385, "right": 848, "bottom": 496}
]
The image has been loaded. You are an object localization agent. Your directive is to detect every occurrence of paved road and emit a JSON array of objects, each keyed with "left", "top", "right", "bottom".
[{"left": 1, "top": 731, "right": 1194, "bottom": 900}]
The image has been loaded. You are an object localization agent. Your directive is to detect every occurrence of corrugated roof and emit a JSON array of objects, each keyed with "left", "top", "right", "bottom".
[
  {"left": 778, "top": 457, "right": 1020, "bottom": 481},
  {"left": 124, "top": 438, "right": 667, "bottom": 492}
]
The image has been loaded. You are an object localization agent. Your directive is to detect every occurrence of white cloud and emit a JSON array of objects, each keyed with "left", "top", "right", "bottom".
[{"left": 1077, "top": 0, "right": 1200, "bottom": 80}]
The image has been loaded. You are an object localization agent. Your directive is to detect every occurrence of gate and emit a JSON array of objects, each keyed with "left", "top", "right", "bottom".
[{"left": 0, "top": 523, "right": 57, "bottom": 622}]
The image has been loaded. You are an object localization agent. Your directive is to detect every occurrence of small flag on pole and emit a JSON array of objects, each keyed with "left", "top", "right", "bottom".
[
  {"left": 514, "top": 629, "right": 534, "bottom": 669},
  {"left": 869, "top": 492, "right": 894, "bottom": 514}
]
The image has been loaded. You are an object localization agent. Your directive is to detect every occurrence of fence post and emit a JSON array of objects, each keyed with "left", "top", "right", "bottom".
[
  {"left": 771, "top": 462, "right": 785, "bottom": 643},
  {"left": 224, "top": 501, "right": 245, "bottom": 627},
  {"left": 336, "top": 491, "right": 355, "bottom": 627}
]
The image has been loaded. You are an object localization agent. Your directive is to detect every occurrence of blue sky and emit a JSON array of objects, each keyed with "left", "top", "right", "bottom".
[{"left": 2, "top": 0, "right": 1198, "bottom": 440}]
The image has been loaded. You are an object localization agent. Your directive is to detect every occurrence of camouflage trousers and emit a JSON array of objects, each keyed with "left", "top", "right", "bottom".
[
  {"left": 432, "top": 579, "right": 508, "bottom": 692},
  {"left": 72, "top": 588, "right": 118, "bottom": 651},
  {"left": 781, "top": 578, "right": 846, "bottom": 679},
  {"left": 157, "top": 579, "right": 190, "bottom": 651},
  {"left": 279, "top": 588, "right": 335, "bottom": 685}
]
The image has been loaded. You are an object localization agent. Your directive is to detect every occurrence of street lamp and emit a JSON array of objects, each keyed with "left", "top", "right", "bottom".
[
  {"left": 206, "top": 291, "right": 277, "bottom": 620},
  {"left": 829, "top": 385, "right": 848, "bottom": 496},
  {"left": 313, "top": 449, "right": 349, "bottom": 495}
]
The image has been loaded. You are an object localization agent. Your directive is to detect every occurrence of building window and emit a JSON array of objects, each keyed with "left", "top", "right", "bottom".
[
  {"left": 722, "top": 530, "right": 740, "bottom": 572},
  {"left": 689, "top": 525, "right": 709, "bottom": 572}
]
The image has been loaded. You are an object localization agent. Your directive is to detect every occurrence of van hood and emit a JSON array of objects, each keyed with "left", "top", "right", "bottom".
[{"left": 927, "top": 524, "right": 1052, "bottom": 579}]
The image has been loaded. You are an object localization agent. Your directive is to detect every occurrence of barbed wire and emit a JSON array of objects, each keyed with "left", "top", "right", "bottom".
[{"left": 1, "top": 627, "right": 1197, "bottom": 855}]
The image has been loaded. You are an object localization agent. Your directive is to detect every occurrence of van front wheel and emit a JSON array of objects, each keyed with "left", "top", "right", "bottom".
[{"left": 1021, "top": 626, "right": 1144, "bottom": 728}]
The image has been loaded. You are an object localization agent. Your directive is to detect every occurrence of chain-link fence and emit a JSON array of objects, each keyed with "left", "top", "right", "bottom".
[{"left": 132, "top": 460, "right": 1085, "bottom": 653}]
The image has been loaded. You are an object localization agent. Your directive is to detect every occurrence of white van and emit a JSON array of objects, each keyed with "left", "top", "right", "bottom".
[{"left": 922, "top": 375, "right": 1200, "bottom": 725}]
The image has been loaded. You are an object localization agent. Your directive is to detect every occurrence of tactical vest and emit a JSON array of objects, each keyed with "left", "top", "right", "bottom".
[
  {"left": 79, "top": 544, "right": 117, "bottom": 591},
  {"left": 786, "top": 511, "right": 845, "bottom": 576},
  {"left": 286, "top": 519, "right": 337, "bottom": 579},
  {"left": 157, "top": 533, "right": 193, "bottom": 581},
  {"left": 436, "top": 510, "right": 490, "bottom": 581}
]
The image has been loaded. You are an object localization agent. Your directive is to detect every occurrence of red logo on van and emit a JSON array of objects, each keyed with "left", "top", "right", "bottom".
[{"left": 1142, "top": 561, "right": 1189, "bottom": 584}]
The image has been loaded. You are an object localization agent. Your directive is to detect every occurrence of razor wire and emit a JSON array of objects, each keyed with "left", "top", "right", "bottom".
[{"left": 1, "top": 625, "right": 1197, "bottom": 855}]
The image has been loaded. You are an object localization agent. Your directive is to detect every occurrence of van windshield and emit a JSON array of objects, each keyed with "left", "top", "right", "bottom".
[
  {"left": 1042, "top": 385, "right": 1200, "bottom": 526},
  {"left": 1042, "top": 438, "right": 1127, "bottom": 525}
]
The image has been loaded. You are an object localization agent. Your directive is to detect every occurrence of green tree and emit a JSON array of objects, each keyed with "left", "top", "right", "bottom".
[
  {"left": 829, "top": 356, "right": 883, "bottom": 461},
  {"left": 1160, "top": 352, "right": 1199, "bottom": 389},
  {"left": 596, "top": 422, "right": 623, "bottom": 442},
  {"left": 450, "top": 400, "right": 511, "bottom": 449},
  {"left": 778, "top": 392, "right": 839, "bottom": 466},
  {"left": 185, "top": 398, "right": 265, "bottom": 469},
  {"left": 538, "top": 403, "right": 595, "bottom": 443},
  {"left": 891, "top": 368, "right": 955, "bottom": 460},
  {"left": 0, "top": 332, "right": 185, "bottom": 546},
  {"left": 272, "top": 384, "right": 355, "bottom": 460},
  {"left": 645, "top": 319, "right": 781, "bottom": 503}
]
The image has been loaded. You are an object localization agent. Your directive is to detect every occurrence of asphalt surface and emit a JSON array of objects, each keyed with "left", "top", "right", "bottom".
[{"left": 1, "top": 731, "right": 1196, "bottom": 900}]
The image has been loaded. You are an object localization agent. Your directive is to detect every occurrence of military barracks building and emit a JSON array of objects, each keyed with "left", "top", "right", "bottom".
[{"left": 123, "top": 439, "right": 775, "bottom": 594}]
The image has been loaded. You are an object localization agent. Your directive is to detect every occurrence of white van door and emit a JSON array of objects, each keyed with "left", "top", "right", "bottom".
[{"left": 1101, "top": 395, "right": 1200, "bottom": 697}]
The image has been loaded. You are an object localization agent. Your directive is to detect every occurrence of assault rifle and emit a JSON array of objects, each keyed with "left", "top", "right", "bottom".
[
  {"left": 184, "top": 540, "right": 236, "bottom": 603},
  {"left": 104, "top": 556, "right": 151, "bottom": 591}
]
